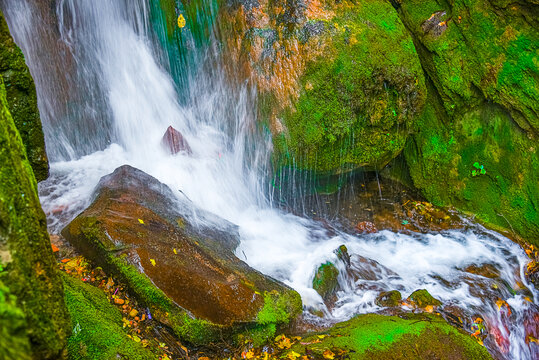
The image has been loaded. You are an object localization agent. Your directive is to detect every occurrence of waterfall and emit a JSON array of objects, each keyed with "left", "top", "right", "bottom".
[{"left": 1, "top": 1, "right": 537, "bottom": 359}]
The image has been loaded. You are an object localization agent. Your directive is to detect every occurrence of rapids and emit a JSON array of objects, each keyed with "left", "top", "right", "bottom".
[{"left": 1, "top": 0, "right": 537, "bottom": 358}]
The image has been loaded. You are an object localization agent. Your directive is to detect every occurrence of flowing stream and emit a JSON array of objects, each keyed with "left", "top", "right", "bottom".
[{"left": 2, "top": 0, "right": 537, "bottom": 359}]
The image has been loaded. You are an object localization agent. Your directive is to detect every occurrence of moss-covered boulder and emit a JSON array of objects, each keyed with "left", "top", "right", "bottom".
[
  {"left": 393, "top": 0, "right": 539, "bottom": 243},
  {"left": 409, "top": 289, "right": 442, "bottom": 308},
  {"left": 313, "top": 261, "right": 339, "bottom": 301},
  {"left": 63, "top": 274, "right": 154, "bottom": 360},
  {"left": 375, "top": 290, "right": 402, "bottom": 308},
  {"left": 220, "top": 0, "right": 426, "bottom": 172},
  {"left": 62, "top": 165, "right": 302, "bottom": 345},
  {"left": 0, "top": 11, "right": 48, "bottom": 181},
  {"left": 286, "top": 313, "right": 492, "bottom": 359},
  {"left": 0, "top": 76, "right": 70, "bottom": 358}
]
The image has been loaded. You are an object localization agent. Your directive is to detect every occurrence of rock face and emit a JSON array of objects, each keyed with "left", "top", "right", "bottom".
[
  {"left": 0, "top": 76, "right": 70, "bottom": 358},
  {"left": 0, "top": 11, "right": 48, "bottom": 181},
  {"left": 395, "top": 0, "right": 539, "bottom": 244},
  {"left": 161, "top": 125, "right": 192, "bottom": 155},
  {"left": 286, "top": 313, "right": 492, "bottom": 359},
  {"left": 62, "top": 165, "right": 302, "bottom": 345},
  {"left": 220, "top": 0, "right": 426, "bottom": 172}
]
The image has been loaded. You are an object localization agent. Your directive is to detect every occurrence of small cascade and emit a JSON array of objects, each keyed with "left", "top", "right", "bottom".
[{"left": 1, "top": 0, "right": 537, "bottom": 359}]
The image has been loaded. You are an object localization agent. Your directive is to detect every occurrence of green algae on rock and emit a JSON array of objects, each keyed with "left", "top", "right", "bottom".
[
  {"left": 312, "top": 261, "right": 339, "bottom": 301},
  {"left": 375, "top": 290, "right": 402, "bottom": 308},
  {"left": 63, "top": 274, "right": 154, "bottom": 360},
  {"left": 392, "top": 0, "right": 539, "bottom": 243},
  {"left": 221, "top": 0, "right": 426, "bottom": 173},
  {"left": 409, "top": 289, "right": 442, "bottom": 308},
  {"left": 0, "top": 76, "right": 70, "bottom": 359},
  {"left": 0, "top": 11, "right": 48, "bottom": 181},
  {"left": 62, "top": 165, "right": 302, "bottom": 346},
  {"left": 286, "top": 313, "right": 492, "bottom": 359}
]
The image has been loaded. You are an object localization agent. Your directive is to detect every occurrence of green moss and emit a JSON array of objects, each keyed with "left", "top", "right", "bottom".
[
  {"left": 312, "top": 262, "right": 339, "bottom": 300},
  {"left": 375, "top": 290, "right": 402, "bottom": 307},
  {"left": 0, "top": 11, "right": 48, "bottom": 181},
  {"left": 0, "top": 279, "right": 31, "bottom": 360},
  {"left": 63, "top": 274, "right": 154, "bottom": 360},
  {"left": 409, "top": 289, "right": 442, "bottom": 307},
  {"left": 286, "top": 313, "right": 491, "bottom": 359},
  {"left": 0, "top": 74, "right": 70, "bottom": 358},
  {"left": 276, "top": 0, "right": 426, "bottom": 172}
]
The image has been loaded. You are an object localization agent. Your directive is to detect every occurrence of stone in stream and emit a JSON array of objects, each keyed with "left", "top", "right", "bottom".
[
  {"left": 62, "top": 165, "right": 301, "bottom": 345},
  {"left": 375, "top": 290, "right": 402, "bottom": 307},
  {"left": 312, "top": 262, "right": 339, "bottom": 302},
  {"left": 409, "top": 289, "right": 442, "bottom": 308},
  {"left": 161, "top": 125, "right": 192, "bottom": 155}
]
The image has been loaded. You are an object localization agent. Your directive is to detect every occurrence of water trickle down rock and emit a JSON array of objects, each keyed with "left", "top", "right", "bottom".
[
  {"left": 161, "top": 125, "right": 192, "bottom": 155},
  {"left": 62, "top": 165, "right": 302, "bottom": 345}
]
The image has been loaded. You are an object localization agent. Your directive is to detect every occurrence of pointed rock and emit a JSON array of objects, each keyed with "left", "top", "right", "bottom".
[{"left": 161, "top": 126, "right": 192, "bottom": 155}]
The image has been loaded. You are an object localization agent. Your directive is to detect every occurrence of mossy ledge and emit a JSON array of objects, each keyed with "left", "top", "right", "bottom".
[
  {"left": 63, "top": 273, "right": 154, "bottom": 360},
  {"left": 286, "top": 313, "right": 492, "bottom": 359}
]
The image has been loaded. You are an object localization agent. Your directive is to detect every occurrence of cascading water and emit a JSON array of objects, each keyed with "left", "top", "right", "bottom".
[{"left": 1, "top": 0, "right": 537, "bottom": 359}]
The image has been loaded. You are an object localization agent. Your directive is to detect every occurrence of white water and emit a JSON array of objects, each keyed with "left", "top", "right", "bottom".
[{"left": 2, "top": 0, "right": 538, "bottom": 359}]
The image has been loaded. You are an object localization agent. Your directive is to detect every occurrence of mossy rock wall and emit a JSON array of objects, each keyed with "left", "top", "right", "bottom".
[
  {"left": 0, "top": 75, "right": 70, "bottom": 358},
  {"left": 220, "top": 0, "right": 426, "bottom": 173},
  {"left": 396, "top": 0, "right": 539, "bottom": 243},
  {"left": 0, "top": 11, "right": 48, "bottom": 181}
]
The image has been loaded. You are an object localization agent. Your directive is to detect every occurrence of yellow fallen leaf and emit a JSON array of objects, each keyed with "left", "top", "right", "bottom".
[
  {"left": 150, "top": 259, "right": 156, "bottom": 266},
  {"left": 138, "top": 218, "right": 144, "bottom": 224},
  {"left": 245, "top": 349, "right": 255, "bottom": 359},
  {"left": 287, "top": 351, "right": 301, "bottom": 360},
  {"left": 133, "top": 336, "right": 141, "bottom": 342},
  {"left": 178, "top": 14, "right": 186, "bottom": 28},
  {"left": 424, "top": 305, "right": 434, "bottom": 313},
  {"left": 173, "top": 248, "right": 177, "bottom": 254},
  {"left": 323, "top": 349, "right": 335, "bottom": 359},
  {"left": 317, "top": 335, "right": 327, "bottom": 339}
]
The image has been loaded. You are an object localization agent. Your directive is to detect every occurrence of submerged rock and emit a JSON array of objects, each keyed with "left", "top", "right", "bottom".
[
  {"left": 285, "top": 313, "right": 492, "bottom": 359},
  {"left": 62, "top": 165, "right": 301, "bottom": 345},
  {"left": 161, "top": 125, "right": 191, "bottom": 155}
]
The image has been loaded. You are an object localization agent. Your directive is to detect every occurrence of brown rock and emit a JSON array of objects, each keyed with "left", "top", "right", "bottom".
[
  {"left": 161, "top": 126, "right": 192, "bottom": 155},
  {"left": 356, "top": 221, "right": 378, "bottom": 234},
  {"left": 62, "top": 165, "right": 301, "bottom": 344}
]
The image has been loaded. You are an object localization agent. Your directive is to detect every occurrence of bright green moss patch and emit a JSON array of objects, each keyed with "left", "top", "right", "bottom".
[
  {"left": 286, "top": 313, "right": 492, "bottom": 359},
  {"left": 63, "top": 274, "right": 154, "bottom": 360},
  {"left": 0, "top": 280, "right": 31, "bottom": 360}
]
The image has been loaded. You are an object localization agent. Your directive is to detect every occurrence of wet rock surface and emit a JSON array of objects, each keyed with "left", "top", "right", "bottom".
[
  {"left": 0, "top": 11, "right": 48, "bottom": 181},
  {"left": 62, "top": 165, "right": 302, "bottom": 344},
  {"left": 161, "top": 125, "right": 192, "bottom": 155}
]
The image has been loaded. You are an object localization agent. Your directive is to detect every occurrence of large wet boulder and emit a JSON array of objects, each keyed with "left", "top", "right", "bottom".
[
  {"left": 218, "top": 0, "right": 426, "bottom": 172},
  {"left": 285, "top": 313, "right": 492, "bottom": 359},
  {"left": 0, "top": 76, "right": 70, "bottom": 358},
  {"left": 0, "top": 11, "right": 48, "bottom": 181},
  {"left": 394, "top": 0, "right": 539, "bottom": 244},
  {"left": 62, "top": 165, "right": 302, "bottom": 345}
]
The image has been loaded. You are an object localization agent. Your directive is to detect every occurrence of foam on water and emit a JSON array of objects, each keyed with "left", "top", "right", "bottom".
[{"left": 2, "top": 0, "right": 537, "bottom": 359}]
